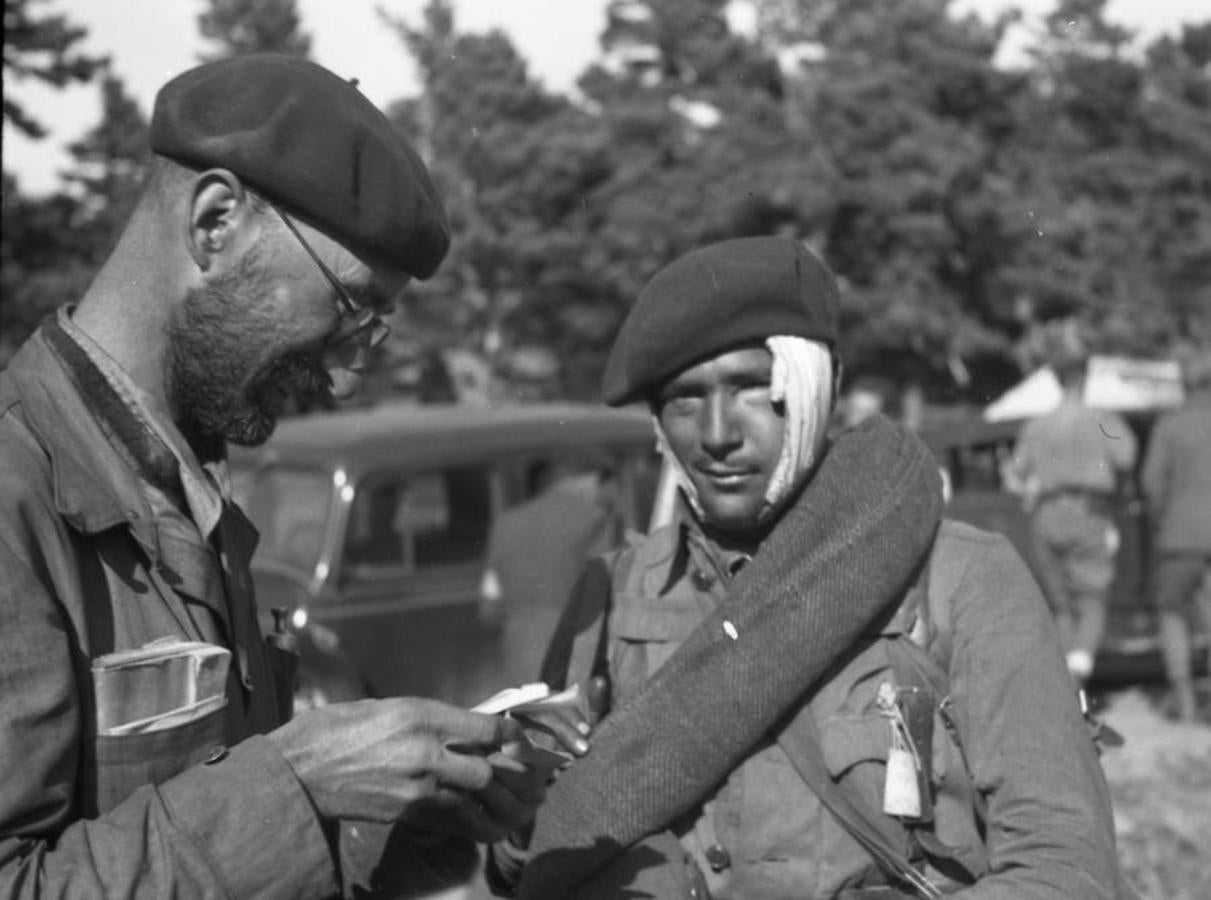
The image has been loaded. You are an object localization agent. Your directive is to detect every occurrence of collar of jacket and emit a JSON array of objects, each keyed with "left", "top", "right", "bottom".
[
  {"left": 4, "top": 319, "right": 173, "bottom": 558},
  {"left": 645, "top": 514, "right": 919, "bottom": 638}
]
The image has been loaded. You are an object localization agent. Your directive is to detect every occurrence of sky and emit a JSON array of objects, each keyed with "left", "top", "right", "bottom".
[{"left": 2, "top": 0, "right": 1204, "bottom": 196}]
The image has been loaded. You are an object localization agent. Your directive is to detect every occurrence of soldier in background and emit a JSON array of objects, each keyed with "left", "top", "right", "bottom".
[
  {"left": 1006, "top": 354, "right": 1138, "bottom": 684},
  {"left": 1142, "top": 351, "right": 1211, "bottom": 721}
]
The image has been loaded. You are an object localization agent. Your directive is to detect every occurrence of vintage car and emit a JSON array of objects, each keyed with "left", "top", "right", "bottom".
[
  {"left": 920, "top": 412, "right": 1207, "bottom": 687},
  {"left": 230, "top": 402, "right": 660, "bottom": 709}
]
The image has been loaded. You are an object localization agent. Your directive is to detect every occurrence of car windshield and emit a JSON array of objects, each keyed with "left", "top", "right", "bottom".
[{"left": 232, "top": 465, "right": 333, "bottom": 573}]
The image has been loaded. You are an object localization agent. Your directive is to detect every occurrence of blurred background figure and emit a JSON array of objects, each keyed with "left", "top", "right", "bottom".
[
  {"left": 1141, "top": 350, "right": 1211, "bottom": 722},
  {"left": 1005, "top": 354, "right": 1138, "bottom": 684},
  {"left": 839, "top": 373, "right": 902, "bottom": 430},
  {"left": 480, "top": 457, "right": 624, "bottom": 687}
]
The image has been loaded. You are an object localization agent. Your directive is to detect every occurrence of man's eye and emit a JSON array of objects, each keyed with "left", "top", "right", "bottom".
[
  {"left": 661, "top": 395, "right": 701, "bottom": 415},
  {"left": 738, "top": 383, "right": 772, "bottom": 399}
]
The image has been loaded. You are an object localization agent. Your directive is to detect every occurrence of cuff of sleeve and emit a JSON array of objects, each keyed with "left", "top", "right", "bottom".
[
  {"left": 158, "top": 734, "right": 339, "bottom": 900},
  {"left": 485, "top": 837, "right": 530, "bottom": 897}
]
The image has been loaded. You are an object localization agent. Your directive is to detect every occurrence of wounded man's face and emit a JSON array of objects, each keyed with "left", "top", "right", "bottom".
[{"left": 656, "top": 345, "right": 786, "bottom": 533}]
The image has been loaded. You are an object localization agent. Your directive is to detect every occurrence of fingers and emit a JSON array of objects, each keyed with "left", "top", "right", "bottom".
[
  {"left": 433, "top": 741, "right": 496, "bottom": 792},
  {"left": 489, "top": 761, "right": 550, "bottom": 807},
  {"left": 477, "top": 780, "right": 540, "bottom": 833},
  {"left": 507, "top": 709, "right": 590, "bottom": 758},
  {"left": 405, "top": 698, "right": 505, "bottom": 748}
]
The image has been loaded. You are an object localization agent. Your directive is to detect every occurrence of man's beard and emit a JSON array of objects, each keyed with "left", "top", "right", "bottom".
[{"left": 166, "top": 248, "right": 331, "bottom": 451}]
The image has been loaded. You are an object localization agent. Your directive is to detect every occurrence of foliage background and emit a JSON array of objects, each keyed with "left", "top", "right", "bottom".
[{"left": 3, "top": 0, "right": 1210, "bottom": 407}]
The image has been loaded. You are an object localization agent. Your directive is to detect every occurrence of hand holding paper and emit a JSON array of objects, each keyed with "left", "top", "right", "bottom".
[{"left": 472, "top": 682, "right": 588, "bottom": 768}]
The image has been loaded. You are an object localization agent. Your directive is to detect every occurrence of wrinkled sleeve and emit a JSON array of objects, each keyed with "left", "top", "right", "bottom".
[
  {"left": 0, "top": 524, "right": 338, "bottom": 899},
  {"left": 946, "top": 531, "right": 1123, "bottom": 899}
]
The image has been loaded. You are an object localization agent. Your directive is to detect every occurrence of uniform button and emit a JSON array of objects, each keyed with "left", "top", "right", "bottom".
[
  {"left": 705, "top": 843, "right": 731, "bottom": 872},
  {"left": 691, "top": 569, "right": 715, "bottom": 591},
  {"left": 203, "top": 745, "right": 228, "bottom": 765}
]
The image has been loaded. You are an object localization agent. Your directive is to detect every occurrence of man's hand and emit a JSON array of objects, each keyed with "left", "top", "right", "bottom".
[
  {"left": 483, "top": 707, "right": 592, "bottom": 843},
  {"left": 401, "top": 717, "right": 565, "bottom": 843},
  {"left": 269, "top": 698, "right": 507, "bottom": 829}
]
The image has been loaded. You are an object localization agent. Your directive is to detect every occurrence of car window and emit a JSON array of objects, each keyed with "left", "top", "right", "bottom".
[
  {"left": 414, "top": 466, "right": 492, "bottom": 566},
  {"left": 342, "top": 465, "right": 492, "bottom": 581},
  {"left": 954, "top": 442, "right": 1012, "bottom": 491},
  {"left": 500, "top": 445, "right": 662, "bottom": 530},
  {"left": 236, "top": 466, "right": 332, "bottom": 573}
]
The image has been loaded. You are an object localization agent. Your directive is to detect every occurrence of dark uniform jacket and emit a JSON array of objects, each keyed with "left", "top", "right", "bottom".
[
  {"left": 524, "top": 518, "right": 1123, "bottom": 899},
  {"left": 0, "top": 324, "right": 338, "bottom": 897}
]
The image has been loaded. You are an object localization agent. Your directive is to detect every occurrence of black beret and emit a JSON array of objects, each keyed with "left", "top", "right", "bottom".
[
  {"left": 602, "top": 236, "right": 840, "bottom": 406},
  {"left": 150, "top": 54, "right": 449, "bottom": 279}
]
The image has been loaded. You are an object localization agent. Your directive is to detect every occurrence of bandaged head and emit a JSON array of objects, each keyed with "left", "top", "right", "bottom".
[{"left": 603, "top": 237, "right": 841, "bottom": 523}]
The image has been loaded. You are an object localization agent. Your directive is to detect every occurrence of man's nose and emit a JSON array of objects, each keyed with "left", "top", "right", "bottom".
[
  {"left": 323, "top": 341, "right": 369, "bottom": 399},
  {"left": 701, "top": 393, "right": 741, "bottom": 454}
]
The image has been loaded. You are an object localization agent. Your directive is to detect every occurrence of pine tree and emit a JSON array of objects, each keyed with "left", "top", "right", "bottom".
[
  {"left": 62, "top": 70, "right": 150, "bottom": 262},
  {"left": 383, "top": 0, "right": 614, "bottom": 400},
  {"left": 197, "top": 0, "right": 311, "bottom": 60},
  {"left": 750, "top": 0, "right": 1026, "bottom": 398},
  {"left": 2, "top": 0, "right": 107, "bottom": 138},
  {"left": 1008, "top": 0, "right": 1211, "bottom": 365},
  {"left": 1, "top": 0, "right": 108, "bottom": 365}
]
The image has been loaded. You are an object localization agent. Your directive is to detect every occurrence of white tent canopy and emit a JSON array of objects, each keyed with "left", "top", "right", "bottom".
[{"left": 983, "top": 355, "right": 1184, "bottom": 422}]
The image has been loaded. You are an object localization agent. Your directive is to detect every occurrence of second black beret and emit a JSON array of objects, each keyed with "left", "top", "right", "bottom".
[
  {"left": 150, "top": 54, "right": 449, "bottom": 279},
  {"left": 602, "top": 236, "right": 840, "bottom": 406}
]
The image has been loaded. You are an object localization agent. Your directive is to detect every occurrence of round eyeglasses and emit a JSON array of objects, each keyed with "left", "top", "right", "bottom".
[{"left": 270, "top": 204, "right": 390, "bottom": 349}]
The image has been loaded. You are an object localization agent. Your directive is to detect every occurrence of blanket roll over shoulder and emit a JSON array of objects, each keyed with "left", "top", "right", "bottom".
[{"left": 518, "top": 414, "right": 945, "bottom": 899}]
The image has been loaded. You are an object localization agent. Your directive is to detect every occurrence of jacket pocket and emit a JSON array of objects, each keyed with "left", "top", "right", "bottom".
[
  {"left": 820, "top": 715, "right": 889, "bottom": 779},
  {"left": 609, "top": 593, "right": 702, "bottom": 704},
  {"left": 78, "top": 704, "right": 227, "bottom": 817}
]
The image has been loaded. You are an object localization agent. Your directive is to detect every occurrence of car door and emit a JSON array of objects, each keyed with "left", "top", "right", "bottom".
[{"left": 326, "top": 463, "right": 501, "bottom": 706}]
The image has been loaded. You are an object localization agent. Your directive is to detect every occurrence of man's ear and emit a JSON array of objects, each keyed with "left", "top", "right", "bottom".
[{"left": 186, "top": 169, "right": 255, "bottom": 271}]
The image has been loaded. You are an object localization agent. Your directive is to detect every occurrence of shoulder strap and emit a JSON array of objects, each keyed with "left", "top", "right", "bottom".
[
  {"left": 539, "top": 553, "right": 623, "bottom": 724},
  {"left": 896, "top": 538, "right": 991, "bottom": 881}
]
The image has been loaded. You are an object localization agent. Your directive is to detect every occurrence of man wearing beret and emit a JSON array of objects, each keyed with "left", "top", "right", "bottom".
[
  {"left": 489, "top": 237, "right": 1126, "bottom": 898},
  {"left": 0, "top": 55, "right": 584, "bottom": 898}
]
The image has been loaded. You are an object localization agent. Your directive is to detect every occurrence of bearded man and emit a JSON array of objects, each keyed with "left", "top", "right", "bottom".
[
  {"left": 488, "top": 237, "right": 1126, "bottom": 899},
  {"left": 0, "top": 55, "right": 583, "bottom": 898}
]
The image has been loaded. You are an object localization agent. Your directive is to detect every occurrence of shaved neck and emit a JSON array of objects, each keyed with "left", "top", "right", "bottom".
[{"left": 71, "top": 159, "right": 201, "bottom": 407}]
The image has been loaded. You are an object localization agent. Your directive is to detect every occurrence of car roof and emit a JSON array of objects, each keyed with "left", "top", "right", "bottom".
[
  {"left": 919, "top": 408, "right": 1155, "bottom": 459},
  {"left": 919, "top": 417, "right": 1021, "bottom": 457},
  {"left": 230, "top": 402, "right": 655, "bottom": 475}
]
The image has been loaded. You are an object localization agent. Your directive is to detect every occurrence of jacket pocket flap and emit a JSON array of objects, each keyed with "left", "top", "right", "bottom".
[
  {"left": 820, "top": 715, "right": 889, "bottom": 777},
  {"left": 612, "top": 594, "right": 701, "bottom": 642}
]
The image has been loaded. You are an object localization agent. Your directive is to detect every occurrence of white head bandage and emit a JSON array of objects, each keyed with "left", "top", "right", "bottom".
[
  {"left": 654, "top": 337, "right": 834, "bottom": 525},
  {"left": 761, "top": 336, "right": 834, "bottom": 515}
]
